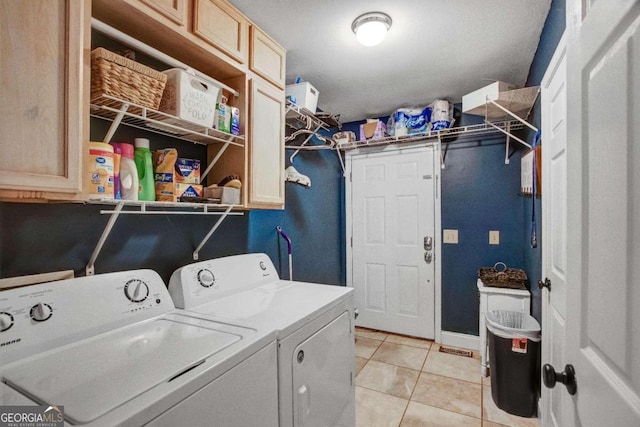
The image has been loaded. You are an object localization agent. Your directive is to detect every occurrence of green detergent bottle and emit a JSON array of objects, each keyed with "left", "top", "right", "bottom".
[{"left": 134, "top": 138, "right": 155, "bottom": 201}]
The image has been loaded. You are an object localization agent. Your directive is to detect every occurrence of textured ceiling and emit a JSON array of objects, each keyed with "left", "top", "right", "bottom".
[{"left": 230, "top": 0, "right": 551, "bottom": 123}]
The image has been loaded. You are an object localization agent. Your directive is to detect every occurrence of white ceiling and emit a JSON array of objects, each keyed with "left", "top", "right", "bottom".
[{"left": 230, "top": 0, "right": 552, "bottom": 123}]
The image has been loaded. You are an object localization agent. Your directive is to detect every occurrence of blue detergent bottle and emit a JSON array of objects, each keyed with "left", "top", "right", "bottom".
[{"left": 134, "top": 138, "right": 156, "bottom": 201}]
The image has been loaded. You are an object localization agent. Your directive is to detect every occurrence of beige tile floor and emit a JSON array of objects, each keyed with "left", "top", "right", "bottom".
[{"left": 355, "top": 327, "right": 539, "bottom": 427}]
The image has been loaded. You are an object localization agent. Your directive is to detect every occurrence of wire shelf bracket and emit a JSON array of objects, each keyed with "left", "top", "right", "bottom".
[{"left": 85, "top": 201, "right": 242, "bottom": 275}]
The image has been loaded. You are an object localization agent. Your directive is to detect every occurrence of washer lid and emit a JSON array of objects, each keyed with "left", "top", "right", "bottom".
[
  {"left": 2, "top": 318, "right": 240, "bottom": 424},
  {"left": 190, "top": 281, "right": 352, "bottom": 336}
]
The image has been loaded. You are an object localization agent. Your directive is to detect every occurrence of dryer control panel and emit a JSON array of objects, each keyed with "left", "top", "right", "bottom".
[
  {"left": 168, "top": 253, "right": 279, "bottom": 308},
  {"left": 0, "top": 270, "right": 174, "bottom": 364}
]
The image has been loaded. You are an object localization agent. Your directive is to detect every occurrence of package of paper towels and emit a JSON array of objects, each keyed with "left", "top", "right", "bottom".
[
  {"left": 387, "top": 106, "right": 431, "bottom": 137},
  {"left": 430, "top": 99, "right": 454, "bottom": 130}
]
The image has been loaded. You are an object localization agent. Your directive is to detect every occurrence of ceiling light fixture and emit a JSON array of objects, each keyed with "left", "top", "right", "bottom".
[{"left": 352, "top": 12, "right": 392, "bottom": 47}]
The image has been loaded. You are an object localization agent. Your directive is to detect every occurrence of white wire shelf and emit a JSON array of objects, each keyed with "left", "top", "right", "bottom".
[
  {"left": 90, "top": 94, "right": 244, "bottom": 147},
  {"left": 285, "top": 101, "right": 341, "bottom": 132},
  {"left": 338, "top": 120, "right": 526, "bottom": 151},
  {"left": 86, "top": 199, "right": 244, "bottom": 214},
  {"left": 84, "top": 200, "right": 243, "bottom": 276}
]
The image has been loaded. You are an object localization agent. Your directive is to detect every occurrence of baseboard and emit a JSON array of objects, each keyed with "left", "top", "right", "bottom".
[{"left": 439, "top": 331, "right": 480, "bottom": 352}]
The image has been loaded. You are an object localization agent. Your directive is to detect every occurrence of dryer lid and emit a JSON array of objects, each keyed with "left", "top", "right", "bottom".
[{"left": 2, "top": 318, "right": 240, "bottom": 424}]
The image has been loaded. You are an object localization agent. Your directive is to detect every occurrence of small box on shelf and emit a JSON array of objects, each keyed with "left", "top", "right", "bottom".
[{"left": 359, "top": 119, "right": 386, "bottom": 141}]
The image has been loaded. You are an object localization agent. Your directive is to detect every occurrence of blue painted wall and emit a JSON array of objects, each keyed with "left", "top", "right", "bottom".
[
  {"left": 440, "top": 137, "right": 526, "bottom": 335},
  {"left": 248, "top": 146, "right": 345, "bottom": 285}
]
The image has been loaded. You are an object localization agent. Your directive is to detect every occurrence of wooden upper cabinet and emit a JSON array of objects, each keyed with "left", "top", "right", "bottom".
[
  {"left": 193, "top": 0, "right": 248, "bottom": 64},
  {"left": 138, "top": 0, "right": 188, "bottom": 26},
  {"left": 248, "top": 77, "right": 285, "bottom": 208},
  {"left": 0, "top": 0, "right": 89, "bottom": 201},
  {"left": 250, "top": 26, "right": 286, "bottom": 89}
]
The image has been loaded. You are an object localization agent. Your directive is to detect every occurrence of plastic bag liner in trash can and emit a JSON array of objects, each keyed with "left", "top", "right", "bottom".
[{"left": 486, "top": 310, "right": 541, "bottom": 418}]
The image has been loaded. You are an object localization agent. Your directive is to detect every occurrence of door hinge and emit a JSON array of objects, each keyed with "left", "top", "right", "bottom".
[{"left": 350, "top": 236, "right": 353, "bottom": 247}]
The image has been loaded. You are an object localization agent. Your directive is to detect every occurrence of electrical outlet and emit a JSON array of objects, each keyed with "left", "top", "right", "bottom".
[
  {"left": 489, "top": 230, "right": 500, "bottom": 245},
  {"left": 443, "top": 229, "right": 458, "bottom": 244}
]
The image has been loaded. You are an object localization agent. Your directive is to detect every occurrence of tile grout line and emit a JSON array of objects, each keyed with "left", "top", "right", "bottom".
[
  {"left": 356, "top": 332, "right": 493, "bottom": 426},
  {"left": 396, "top": 343, "right": 431, "bottom": 425}
]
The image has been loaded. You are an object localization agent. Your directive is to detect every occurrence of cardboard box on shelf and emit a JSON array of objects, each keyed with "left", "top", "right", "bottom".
[
  {"left": 175, "top": 158, "right": 200, "bottom": 184},
  {"left": 359, "top": 119, "right": 387, "bottom": 141},
  {"left": 176, "top": 183, "right": 203, "bottom": 201}
]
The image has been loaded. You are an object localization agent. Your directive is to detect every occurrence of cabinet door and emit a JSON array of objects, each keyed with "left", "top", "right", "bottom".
[
  {"left": 249, "top": 78, "right": 284, "bottom": 208},
  {"left": 193, "top": 0, "right": 248, "bottom": 64},
  {"left": 138, "top": 0, "right": 188, "bottom": 26},
  {"left": 0, "top": 0, "right": 88, "bottom": 200},
  {"left": 250, "top": 26, "right": 286, "bottom": 89}
]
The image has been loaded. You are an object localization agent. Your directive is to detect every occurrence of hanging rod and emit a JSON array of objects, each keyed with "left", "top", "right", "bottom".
[{"left": 91, "top": 18, "right": 239, "bottom": 98}]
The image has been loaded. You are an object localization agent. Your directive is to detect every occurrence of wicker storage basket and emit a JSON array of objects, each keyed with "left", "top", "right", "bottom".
[
  {"left": 91, "top": 47, "right": 167, "bottom": 109},
  {"left": 478, "top": 262, "right": 528, "bottom": 289}
]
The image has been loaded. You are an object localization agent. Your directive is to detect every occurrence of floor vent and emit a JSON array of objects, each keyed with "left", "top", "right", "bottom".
[{"left": 438, "top": 346, "right": 473, "bottom": 358}]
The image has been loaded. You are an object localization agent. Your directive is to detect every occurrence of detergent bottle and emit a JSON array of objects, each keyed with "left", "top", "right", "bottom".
[
  {"left": 134, "top": 138, "right": 155, "bottom": 201},
  {"left": 118, "top": 143, "right": 139, "bottom": 201}
]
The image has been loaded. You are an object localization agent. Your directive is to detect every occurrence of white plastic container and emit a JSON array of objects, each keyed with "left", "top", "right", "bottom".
[
  {"left": 159, "top": 68, "right": 220, "bottom": 127},
  {"left": 462, "top": 81, "right": 519, "bottom": 116},
  {"left": 118, "top": 143, "right": 139, "bottom": 201},
  {"left": 286, "top": 81, "right": 319, "bottom": 113},
  {"left": 87, "top": 142, "right": 114, "bottom": 200}
]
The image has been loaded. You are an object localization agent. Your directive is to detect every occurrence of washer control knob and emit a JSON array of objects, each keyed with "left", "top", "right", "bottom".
[
  {"left": 259, "top": 261, "right": 267, "bottom": 271},
  {"left": 124, "top": 279, "right": 149, "bottom": 303},
  {"left": 0, "top": 312, "right": 14, "bottom": 332},
  {"left": 30, "top": 303, "right": 53, "bottom": 322},
  {"left": 197, "top": 269, "right": 215, "bottom": 288}
]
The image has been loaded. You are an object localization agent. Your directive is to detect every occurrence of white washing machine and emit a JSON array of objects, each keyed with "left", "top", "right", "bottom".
[
  {"left": 0, "top": 269, "right": 278, "bottom": 426},
  {"left": 168, "top": 253, "right": 355, "bottom": 427}
]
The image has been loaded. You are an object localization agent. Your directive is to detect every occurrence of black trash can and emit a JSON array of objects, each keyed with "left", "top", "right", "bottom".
[{"left": 486, "top": 310, "right": 541, "bottom": 418}]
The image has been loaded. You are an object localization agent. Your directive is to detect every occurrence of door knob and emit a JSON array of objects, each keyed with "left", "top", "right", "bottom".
[
  {"left": 543, "top": 363, "right": 577, "bottom": 395},
  {"left": 424, "top": 236, "right": 433, "bottom": 251},
  {"left": 424, "top": 252, "right": 432, "bottom": 264},
  {"left": 538, "top": 278, "right": 551, "bottom": 291}
]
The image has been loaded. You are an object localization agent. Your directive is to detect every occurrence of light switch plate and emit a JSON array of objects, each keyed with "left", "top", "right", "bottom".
[
  {"left": 443, "top": 229, "right": 458, "bottom": 244},
  {"left": 489, "top": 230, "right": 500, "bottom": 245}
]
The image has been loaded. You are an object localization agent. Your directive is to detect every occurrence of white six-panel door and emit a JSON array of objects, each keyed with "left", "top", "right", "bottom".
[
  {"left": 347, "top": 145, "right": 439, "bottom": 340},
  {"left": 561, "top": 1, "right": 640, "bottom": 424},
  {"left": 541, "top": 32, "right": 569, "bottom": 427}
]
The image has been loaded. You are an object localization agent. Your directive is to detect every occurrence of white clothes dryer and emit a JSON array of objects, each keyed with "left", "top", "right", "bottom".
[
  {"left": 168, "top": 253, "right": 355, "bottom": 427},
  {"left": 0, "top": 270, "right": 278, "bottom": 427}
]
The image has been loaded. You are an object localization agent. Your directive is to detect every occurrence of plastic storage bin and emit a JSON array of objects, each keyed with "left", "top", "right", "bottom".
[
  {"left": 486, "top": 310, "right": 541, "bottom": 417},
  {"left": 158, "top": 68, "right": 220, "bottom": 127},
  {"left": 285, "top": 81, "right": 319, "bottom": 113}
]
